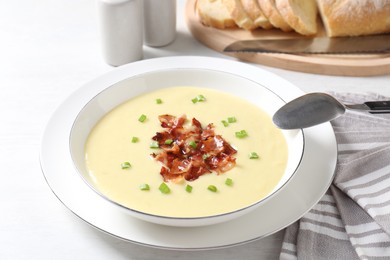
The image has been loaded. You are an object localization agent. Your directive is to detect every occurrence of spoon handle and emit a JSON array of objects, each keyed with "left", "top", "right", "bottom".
[
  {"left": 346, "top": 101, "right": 390, "bottom": 113},
  {"left": 365, "top": 101, "right": 390, "bottom": 113}
]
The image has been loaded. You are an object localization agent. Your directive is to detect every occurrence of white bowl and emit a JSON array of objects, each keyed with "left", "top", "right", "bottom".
[{"left": 69, "top": 57, "right": 304, "bottom": 227}]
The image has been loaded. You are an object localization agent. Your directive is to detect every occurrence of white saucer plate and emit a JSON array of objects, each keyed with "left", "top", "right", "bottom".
[{"left": 40, "top": 56, "right": 337, "bottom": 250}]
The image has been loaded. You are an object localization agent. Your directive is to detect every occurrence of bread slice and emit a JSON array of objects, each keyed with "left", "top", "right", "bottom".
[
  {"left": 316, "top": 0, "right": 390, "bottom": 37},
  {"left": 196, "top": 0, "right": 236, "bottom": 29},
  {"left": 241, "top": 0, "right": 273, "bottom": 29},
  {"left": 222, "top": 0, "right": 257, "bottom": 30},
  {"left": 257, "top": 0, "right": 292, "bottom": 32},
  {"left": 275, "top": 0, "right": 318, "bottom": 35}
]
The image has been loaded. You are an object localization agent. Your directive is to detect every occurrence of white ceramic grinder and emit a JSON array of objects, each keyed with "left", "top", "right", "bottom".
[
  {"left": 143, "top": 0, "right": 177, "bottom": 47},
  {"left": 98, "top": 0, "right": 143, "bottom": 66}
]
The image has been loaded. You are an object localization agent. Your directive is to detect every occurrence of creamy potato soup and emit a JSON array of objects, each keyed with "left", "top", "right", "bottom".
[{"left": 85, "top": 86, "right": 288, "bottom": 217}]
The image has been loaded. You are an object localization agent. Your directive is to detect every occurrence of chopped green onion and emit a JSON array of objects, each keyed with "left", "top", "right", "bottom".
[
  {"left": 197, "top": 94, "right": 206, "bottom": 101},
  {"left": 121, "top": 162, "right": 131, "bottom": 169},
  {"left": 185, "top": 185, "right": 193, "bottom": 193},
  {"left": 207, "top": 185, "right": 218, "bottom": 192},
  {"left": 139, "top": 183, "right": 150, "bottom": 191},
  {"left": 159, "top": 182, "right": 171, "bottom": 194},
  {"left": 164, "top": 139, "right": 173, "bottom": 145},
  {"left": 225, "top": 178, "right": 233, "bottom": 186},
  {"left": 202, "top": 154, "right": 209, "bottom": 160},
  {"left": 150, "top": 141, "right": 159, "bottom": 148},
  {"left": 235, "top": 130, "right": 248, "bottom": 138},
  {"left": 138, "top": 114, "right": 147, "bottom": 122},
  {"left": 227, "top": 117, "right": 237, "bottom": 123},
  {"left": 249, "top": 152, "right": 260, "bottom": 159},
  {"left": 131, "top": 136, "right": 139, "bottom": 143},
  {"left": 156, "top": 98, "right": 162, "bottom": 104},
  {"left": 188, "top": 140, "right": 197, "bottom": 149},
  {"left": 221, "top": 120, "right": 229, "bottom": 127},
  {"left": 192, "top": 94, "right": 206, "bottom": 103}
]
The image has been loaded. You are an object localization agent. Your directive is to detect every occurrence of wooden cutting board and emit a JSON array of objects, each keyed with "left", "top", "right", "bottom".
[{"left": 185, "top": 0, "right": 390, "bottom": 76}]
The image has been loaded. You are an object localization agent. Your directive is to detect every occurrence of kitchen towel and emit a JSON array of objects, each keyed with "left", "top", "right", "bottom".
[{"left": 280, "top": 92, "right": 390, "bottom": 260}]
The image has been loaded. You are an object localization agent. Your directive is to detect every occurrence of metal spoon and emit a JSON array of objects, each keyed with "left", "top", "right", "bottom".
[{"left": 273, "top": 92, "right": 390, "bottom": 129}]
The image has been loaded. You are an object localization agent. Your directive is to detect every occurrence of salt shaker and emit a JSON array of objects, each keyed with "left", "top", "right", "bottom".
[
  {"left": 143, "top": 0, "right": 176, "bottom": 47},
  {"left": 98, "top": 0, "right": 143, "bottom": 66}
]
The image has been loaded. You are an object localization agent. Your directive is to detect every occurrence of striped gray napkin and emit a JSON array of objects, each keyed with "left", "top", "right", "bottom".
[{"left": 280, "top": 92, "right": 390, "bottom": 260}]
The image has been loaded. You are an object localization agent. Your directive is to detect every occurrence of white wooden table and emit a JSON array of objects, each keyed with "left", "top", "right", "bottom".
[{"left": 1, "top": 1, "right": 389, "bottom": 259}]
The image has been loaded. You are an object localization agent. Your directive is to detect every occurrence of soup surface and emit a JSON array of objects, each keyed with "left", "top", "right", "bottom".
[{"left": 85, "top": 86, "right": 288, "bottom": 217}]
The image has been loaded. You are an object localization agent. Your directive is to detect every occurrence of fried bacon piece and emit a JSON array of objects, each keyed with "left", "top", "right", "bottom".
[{"left": 151, "top": 114, "right": 237, "bottom": 182}]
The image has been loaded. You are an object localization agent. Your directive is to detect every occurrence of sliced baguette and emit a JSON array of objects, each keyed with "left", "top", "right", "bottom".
[
  {"left": 316, "top": 0, "right": 390, "bottom": 37},
  {"left": 222, "top": 0, "right": 257, "bottom": 30},
  {"left": 196, "top": 0, "right": 236, "bottom": 29},
  {"left": 275, "top": 0, "right": 318, "bottom": 35},
  {"left": 241, "top": 0, "right": 273, "bottom": 29},
  {"left": 257, "top": 0, "right": 292, "bottom": 32}
]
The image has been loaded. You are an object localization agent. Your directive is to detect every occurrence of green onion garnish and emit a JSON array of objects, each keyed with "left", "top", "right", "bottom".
[
  {"left": 150, "top": 141, "right": 159, "bottom": 149},
  {"left": 185, "top": 185, "right": 193, "bottom": 193},
  {"left": 131, "top": 136, "right": 139, "bottom": 143},
  {"left": 139, "top": 183, "right": 150, "bottom": 191},
  {"left": 249, "top": 152, "right": 260, "bottom": 159},
  {"left": 156, "top": 98, "right": 162, "bottom": 104},
  {"left": 121, "top": 162, "right": 131, "bottom": 169},
  {"left": 197, "top": 94, "right": 206, "bottom": 101},
  {"left": 227, "top": 117, "right": 237, "bottom": 123},
  {"left": 138, "top": 114, "right": 147, "bottom": 122},
  {"left": 235, "top": 130, "right": 248, "bottom": 138},
  {"left": 221, "top": 120, "right": 229, "bottom": 127},
  {"left": 225, "top": 178, "right": 233, "bottom": 186},
  {"left": 202, "top": 154, "right": 209, "bottom": 160},
  {"left": 188, "top": 140, "right": 197, "bottom": 149},
  {"left": 192, "top": 94, "right": 206, "bottom": 103},
  {"left": 159, "top": 182, "right": 171, "bottom": 194},
  {"left": 207, "top": 185, "right": 218, "bottom": 192},
  {"left": 164, "top": 139, "right": 173, "bottom": 145}
]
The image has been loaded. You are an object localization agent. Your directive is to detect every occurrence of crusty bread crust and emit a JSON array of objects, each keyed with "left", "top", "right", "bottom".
[
  {"left": 275, "top": 0, "right": 318, "bottom": 35},
  {"left": 196, "top": 0, "right": 390, "bottom": 37},
  {"left": 316, "top": 0, "right": 390, "bottom": 37},
  {"left": 257, "top": 0, "right": 292, "bottom": 32},
  {"left": 196, "top": 0, "right": 237, "bottom": 29},
  {"left": 241, "top": 0, "right": 273, "bottom": 29}
]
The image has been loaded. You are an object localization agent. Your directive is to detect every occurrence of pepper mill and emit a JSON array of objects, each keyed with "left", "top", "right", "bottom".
[
  {"left": 98, "top": 0, "right": 143, "bottom": 66},
  {"left": 143, "top": 0, "right": 177, "bottom": 47}
]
